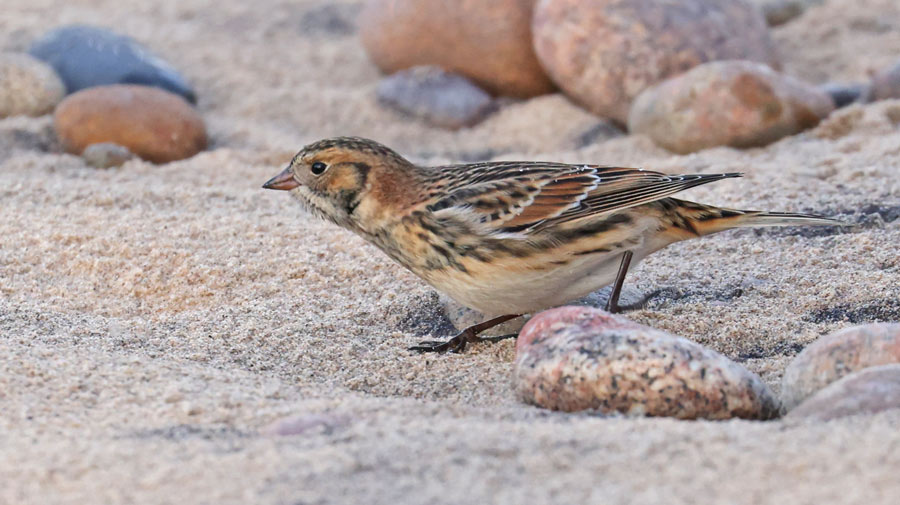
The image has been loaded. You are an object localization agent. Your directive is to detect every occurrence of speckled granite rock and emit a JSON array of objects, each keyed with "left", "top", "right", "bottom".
[
  {"left": 360, "top": 0, "right": 554, "bottom": 98},
  {"left": 0, "top": 52, "right": 65, "bottom": 117},
  {"left": 628, "top": 60, "right": 833, "bottom": 153},
  {"left": 786, "top": 365, "right": 900, "bottom": 421},
  {"left": 376, "top": 66, "right": 495, "bottom": 129},
  {"left": 29, "top": 25, "right": 196, "bottom": 103},
  {"left": 514, "top": 306, "right": 779, "bottom": 419},
  {"left": 54, "top": 85, "right": 206, "bottom": 163},
  {"left": 782, "top": 323, "right": 900, "bottom": 410},
  {"left": 532, "top": 0, "right": 777, "bottom": 123}
]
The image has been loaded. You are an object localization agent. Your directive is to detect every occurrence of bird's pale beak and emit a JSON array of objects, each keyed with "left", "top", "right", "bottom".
[{"left": 262, "top": 167, "right": 300, "bottom": 191}]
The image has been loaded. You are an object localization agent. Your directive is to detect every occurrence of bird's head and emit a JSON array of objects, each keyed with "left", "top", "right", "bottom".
[{"left": 263, "top": 137, "right": 413, "bottom": 227}]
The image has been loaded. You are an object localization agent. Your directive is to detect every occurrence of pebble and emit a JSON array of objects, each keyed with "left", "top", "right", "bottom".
[
  {"left": 628, "top": 61, "right": 834, "bottom": 154},
  {"left": 781, "top": 323, "right": 900, "bottom": 410},
  {"left": 81, "top": 142, "right": 135, "bottom": 168},
  {"left": 514, "top": 306, "right": 779, "bottom": 420},
  {"left": 819, "top": 82, "right": 868, "bottom": 109},
  {"left": 376, "top": 66, "right": 495, "bottom": 129},
  {"left": 786, "top": 365, "right": 900, "bottom": 421},
  {"left": 532, "top": 0, "right": 777, "bottom": 123},
  {"left": 29, "top": 24, "right": 196, "bottom": 103},
  {"left": 749, "top": 0, "right": 823, "bottom": 26},
  {"left": 0, "top": 52, "right": 65, "bottom": 118},
  {"left": 359, "top": 0, "right": 554, "bottom": 98},
  {"left": 868, "top": 60, "right": 900, "bottom": 102},
  {"left": 54, "top": 85, "right": 207, "bottom": 163}
]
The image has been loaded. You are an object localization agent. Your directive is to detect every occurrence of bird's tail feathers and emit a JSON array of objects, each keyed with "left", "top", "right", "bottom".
[{"left": 671, "top": 199, "right": 846, "bottom": 236}]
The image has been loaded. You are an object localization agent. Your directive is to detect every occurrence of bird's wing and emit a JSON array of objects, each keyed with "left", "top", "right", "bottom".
[{"left": 424, "top": 162, "right": 740, "bottom": 234}]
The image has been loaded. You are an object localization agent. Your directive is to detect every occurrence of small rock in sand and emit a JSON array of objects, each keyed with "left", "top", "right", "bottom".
[
  {"left": 786, "top": 364, "right": 900, "bottom": 421},
  {"left": 868, "top": 60, "right": 900, "bottom": 102},
  {"left": 781, "top": 323, "right": 900, "bottom": 410},
  {"left": 514, "top": 306, "right": 779, "bottom": 420},
  {"left": 532, "top": 0, "right": 778, "bottom": 123},
  {"left": 81, "top": 142, "right": 135, "bottom": 168},
  {"left": 749, "top": 0, "right": 823, "bottom": 26},
  {"left": 376, "top": 66, "right": 495, "bottom": 129},
  {"left": 54, "top": 84, "right": 206, "bottom": 163},
  {"left": 0, "top": 52, "right": 65, "bottom": 118},
  {"left": 819, "top": 82, "right": 868, "bottom": 109},
  {"left": 628, "top": 60, "right": 834, "bottom": 153}
]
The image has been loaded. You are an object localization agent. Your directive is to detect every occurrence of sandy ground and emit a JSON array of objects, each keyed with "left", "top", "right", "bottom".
[{"left": 2, "top": 0, "right": 900, "bottom": 503}]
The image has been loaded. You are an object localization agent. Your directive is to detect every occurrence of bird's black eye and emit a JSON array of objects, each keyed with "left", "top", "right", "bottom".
[{"left": 310, "top": 161, "right": 328, "bottom": 175}]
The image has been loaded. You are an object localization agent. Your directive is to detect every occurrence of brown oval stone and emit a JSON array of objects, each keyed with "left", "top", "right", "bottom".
[
  {"left": 781, "top": 323, "right": 900, "bottom": 410},
  {"left": 514, "top": 306, "right": 779, "bottom": 420},
  {"left": 628, "top": 61, "right": 834, "bottom": 153},
  {"left": 786, "top": 365, "right": 900, "bottom": 421},
  {"left": 54, "top": 84, "right": 206, "bottom": 163},
  {"left": 533, "top": 0, "right": 778, "bottom": 123},
  {"left": 359, "top": 0, "right": 555, "bottom": 98}
]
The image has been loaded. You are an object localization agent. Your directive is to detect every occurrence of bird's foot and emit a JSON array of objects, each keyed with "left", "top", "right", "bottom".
[
  {"left": 409, "top": 328, "right": 475, "bottom": 353},
  {"left": 408, "top": 314, "right": 522, "bottom": 354}
]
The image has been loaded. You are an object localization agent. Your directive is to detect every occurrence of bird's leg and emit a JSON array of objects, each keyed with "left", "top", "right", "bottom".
[
  {"left": 409, "top": 314, "right": 521, "bottom": 353},
  {"left": 605, "top": 251, "right": 634, "bottom": 314}
]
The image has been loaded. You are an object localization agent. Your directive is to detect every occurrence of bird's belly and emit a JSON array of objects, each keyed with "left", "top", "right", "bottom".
[{"left": 427, "top": 251, "right": 635, "bottom": 316}]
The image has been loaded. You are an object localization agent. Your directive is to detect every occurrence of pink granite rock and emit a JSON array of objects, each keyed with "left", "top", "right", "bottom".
[
  {"left": 781, "top": 323, "right": 900, "bottom": 409},
  {"left": 628, "top": 60, "right": 834, "bottom": 153},
  {"left": 515, "top": 306, "right": 779, "bottom": 420},
  {"left": 786, "top": 365, "right": 900, "bottom": 421},
  {"left": 533, "top": 0, "right": 778, "bottom": 123}
]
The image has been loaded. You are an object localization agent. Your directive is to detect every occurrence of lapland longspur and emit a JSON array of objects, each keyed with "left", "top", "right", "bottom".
[{"left": 264, "top": 137, "right": 840, "bottom": 353}]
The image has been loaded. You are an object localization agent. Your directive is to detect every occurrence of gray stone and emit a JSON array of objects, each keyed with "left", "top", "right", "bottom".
[
  {"left": 868, "top": 60, "right": 900, "bottom": 102},
  {"left": 81, "top": 142, "right": 134, "bottom": 168},
  {"left": 29, "top": 25, "right": 196, "bottom": 103},
  {"left": 819, "top": 82, "right": 868, "bottom": 108},
  {"left": 749, "top": 0, "right": 823, "bottom": 26},
  {"left": 376, "top": 66, "right": 495, "bottom": 129}
]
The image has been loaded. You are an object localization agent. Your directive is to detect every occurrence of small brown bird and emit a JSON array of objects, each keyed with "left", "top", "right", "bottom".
[{"left": 264, "top": 137, "right": 839, "bottom": 353}]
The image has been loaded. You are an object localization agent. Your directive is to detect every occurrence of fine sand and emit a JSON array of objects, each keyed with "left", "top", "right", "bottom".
[{"left": 2, "top": 0, "right": 900, "bottom": 504}]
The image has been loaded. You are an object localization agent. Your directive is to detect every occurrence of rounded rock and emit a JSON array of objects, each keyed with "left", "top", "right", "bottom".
[
  {"left": 54, "top": 85, "right": 206, "bottom": 164},
  {"left": 81, "top": 142, "right": 135, "bottom": 168},
  {"left": 628, "top": 61, "right": 834, "bottom": 153},
  {"left": 868, "top": 60, "right": 900, "bottom": 102},
  {"left": 514, "top": 306, "right": 779, "bottom": 420},
  {"left": 359, "top": 0, "right": 555, "bottom": 98},
  {"left": 376, "top": 66, "right": 496, "bottom": 129},
  {"left": 533, "top": 0, "right": 778, "bottom": 123},
  {"left": 786, "top": 364, "right": 900, "bottom": 421},
  {"left": 781, "top": 323, "right": 900, "bottom": 410},
  {"left": 0, "top": 52, "right": 65, "bottom": 118},
  {"left": 29, "top": 24, "right": 196, "bottom": 103}
]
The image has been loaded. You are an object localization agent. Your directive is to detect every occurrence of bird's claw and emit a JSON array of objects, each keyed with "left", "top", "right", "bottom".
[{"left": 408, "top": 333, "right": 470, "bottom": 353}]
